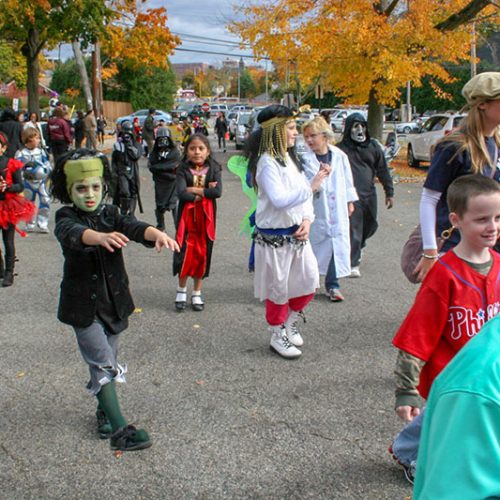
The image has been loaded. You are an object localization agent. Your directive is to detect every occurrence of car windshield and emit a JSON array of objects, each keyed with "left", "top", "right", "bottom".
[{"left": 238, "top": 114, "right": 251, "bottom": 125}]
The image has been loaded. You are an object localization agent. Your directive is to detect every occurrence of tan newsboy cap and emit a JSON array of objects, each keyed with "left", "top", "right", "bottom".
[{"left": 462, "top": 72, "right": 500, "bottom": 106}]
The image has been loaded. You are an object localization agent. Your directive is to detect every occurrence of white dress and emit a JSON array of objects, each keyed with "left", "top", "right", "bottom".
[
  {"left": 253, "top": 153, "right": 319, "bottom": 304},
  {"left": 302, "top": 146, "right": 358, "bottom": 277}
]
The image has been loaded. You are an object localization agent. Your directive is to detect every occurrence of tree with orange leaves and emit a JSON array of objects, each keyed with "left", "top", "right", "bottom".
[
  {"left": 0, "top": 0, "right": 179, "bottom": 114},
  {"left": 231, "top": 0, "right": 498, "bottom": 138}
]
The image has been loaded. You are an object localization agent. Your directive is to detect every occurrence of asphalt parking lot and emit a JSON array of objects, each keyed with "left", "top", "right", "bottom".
[{"left": 1, "top": 137, "right": 423, "bottom": 499}]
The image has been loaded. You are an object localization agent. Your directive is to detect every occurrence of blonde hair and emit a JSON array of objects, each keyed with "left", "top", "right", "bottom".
[
  {"left": 437, "top": 101, "right": 500, "bottom": 174},
  {"left": 21, "top": 127, "right": 40, "bottom": 145},
  {"left": 302, "top": 116, "right": 335, "bottom": 142}
]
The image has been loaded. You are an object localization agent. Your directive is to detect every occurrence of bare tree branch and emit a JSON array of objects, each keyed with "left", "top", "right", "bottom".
[{"left": 435, "top": 0, "right": 496, "bottom": 31}]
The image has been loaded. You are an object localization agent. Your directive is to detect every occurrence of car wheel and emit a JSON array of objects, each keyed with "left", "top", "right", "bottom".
[
  {"left": 403, "top": 126, "right": 411, "bottom": 134},
  {"left": 407, "top": 144, "right": 420, "bottom": 168}
]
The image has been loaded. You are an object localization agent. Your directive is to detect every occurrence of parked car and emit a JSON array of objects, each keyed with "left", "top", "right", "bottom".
[
  {"left": 174, "top": 103, "right": 210, "bottom": 120},
  {"left": 210, "top": 103, "right": 229, "bottom": 115},
  {"left": 295, "top": 134, "right": 309, "bottom": 159},
  {"left": 234, "top": 112, "right": 252, "bottom": 150},
  {"left": 245, "top": 106, "right": 268, "bottom": 136},
  {"left": 116, "top": 109, "right": 172, "bottom": 127},
  {"left": 229, "top": 111, "right": 252, "bottom": 143},
  {"left": 395, "top": 121, "right": 421, "bottom": 134},
  {"left": 229, "top": 104, "right": 253, "bottom": 113},
  {"left": 407, "top": 113, "right": 466, "bottom": 167},
  {"left": 227, "top": 111, "right": 241, "bottom": 140},
  {"left": 329, "top": 109, "right": 367, "bottom": 132}
]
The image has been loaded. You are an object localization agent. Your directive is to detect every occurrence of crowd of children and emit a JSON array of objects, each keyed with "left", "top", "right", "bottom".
[{"left": 1, "top": 73, "right": 499, "bottom": 494}]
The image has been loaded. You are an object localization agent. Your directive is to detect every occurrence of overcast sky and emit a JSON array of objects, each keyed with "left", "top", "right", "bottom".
[
  {"left": 157, "top": 0, "right": 253, "bottom": 66},
  {"left": 46, "top": 0, "right": 260, "bottom": 67}
]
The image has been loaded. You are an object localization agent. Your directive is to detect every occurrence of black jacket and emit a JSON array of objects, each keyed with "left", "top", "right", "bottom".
[
  {"left": 337, "top": 113, "right": 394, "bottom": 199},
  {"left": 0, "top": 119, "right": 23, "bottom": 158},
  {"left": 148, "top": 138, "right": 181, "bottom": 183},
  {"left": 55, "top": 204, "right": 153, "bottom": 329}
]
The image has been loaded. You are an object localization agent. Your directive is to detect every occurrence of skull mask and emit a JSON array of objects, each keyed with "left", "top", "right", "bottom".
[{"left": 350, "top": 122, "right": 367, "bottom": 143}]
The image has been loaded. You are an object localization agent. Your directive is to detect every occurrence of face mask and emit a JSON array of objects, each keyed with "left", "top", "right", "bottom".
[
  {"left": 350, "top": 122, "right": 367, "bottom": 143},
  {"left": 157, "top": 137, "right": 170, "bottom": 149},
  {"left": 70, "top": 177, "right": 103, "bottom": 212}
]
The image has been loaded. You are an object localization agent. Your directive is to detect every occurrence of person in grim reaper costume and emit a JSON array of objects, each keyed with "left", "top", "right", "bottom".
[{"left": 337, "top": 113, "right": 394, "bottom": 277}]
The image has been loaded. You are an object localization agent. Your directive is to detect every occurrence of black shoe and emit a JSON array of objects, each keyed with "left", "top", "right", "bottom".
[
  {"left": 175, "top": 289, "right": 187, "bottom": 312},
  {"left": 2, "top": 271, "right": 14, "bottom": 287},
  {"left": 96, "top": 409, "right": 112, "bottom": 439},
  {"left": 191, "top": 295, "right": 204, "bottom": 312},
  {"left": 110, "top": 425, "right": 152, "bottom": 451}
]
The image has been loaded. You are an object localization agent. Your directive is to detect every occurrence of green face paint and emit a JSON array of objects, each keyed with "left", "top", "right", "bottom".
[{"left": 70, "top": 176, "right": 103, "bottom": 212}]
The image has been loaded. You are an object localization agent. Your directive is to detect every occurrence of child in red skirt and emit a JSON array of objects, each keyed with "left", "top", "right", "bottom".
[{"left": 0, "top": 132, "right": 36, "bottom": 286}]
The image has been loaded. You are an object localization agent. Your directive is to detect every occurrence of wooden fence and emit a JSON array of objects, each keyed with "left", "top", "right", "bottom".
[{"left": 103, "top": 100, "right": 133, "bottom": 121}]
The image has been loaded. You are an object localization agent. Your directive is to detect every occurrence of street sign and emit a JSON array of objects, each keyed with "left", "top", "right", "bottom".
[
  {"left": 315, "top": 84, "right": 324, "bottom": 100},
  {"left": 201, "top": 102, "right": 210, "bottom": 113}
]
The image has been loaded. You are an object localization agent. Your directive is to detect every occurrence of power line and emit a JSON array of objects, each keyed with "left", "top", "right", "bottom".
[
  {"left": 171, "top": 31, "right": 250, "bottom": 47},
  {"left": 179, "top": 38, "right": 249, "bottom": 49},
  {"left": 174, "top": 47, "right": 269, "bottom": 60}
]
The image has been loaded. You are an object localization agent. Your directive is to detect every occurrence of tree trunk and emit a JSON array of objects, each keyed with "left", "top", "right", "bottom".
[
  {"left": 367, "top": 87, "right": 385, "bottom": 141},
  {"left": 72, "top": 41, "right": 93, "bottom": 110},
  {"left": 23, "top": 29, "right": 41, "bottom": 115}
]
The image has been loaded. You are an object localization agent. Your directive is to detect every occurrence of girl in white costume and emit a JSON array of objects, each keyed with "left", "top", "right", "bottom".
[
  {"left": 302, "top": 117, "right": 358, "bottom": 302},
  {"left": 248, "top": 105, "right": 328, "bottom": 359}
]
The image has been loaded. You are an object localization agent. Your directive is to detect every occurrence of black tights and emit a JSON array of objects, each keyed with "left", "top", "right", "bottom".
[{"left": 2, "top": 224, "right": 15, "bottom": 265}]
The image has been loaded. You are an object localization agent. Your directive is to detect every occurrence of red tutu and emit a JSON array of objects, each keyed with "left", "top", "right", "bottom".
[{"left": 0, "top": 195, "right": 37, "bottom": 231}]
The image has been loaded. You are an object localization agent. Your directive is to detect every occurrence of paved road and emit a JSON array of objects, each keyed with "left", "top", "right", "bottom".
[{"left": 1, "top": 136, "right": 424, "bottom": 499}]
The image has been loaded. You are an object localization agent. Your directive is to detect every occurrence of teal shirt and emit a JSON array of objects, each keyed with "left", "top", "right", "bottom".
[{"left": 414, "top": 316, "right": 500, "bottom": 499}]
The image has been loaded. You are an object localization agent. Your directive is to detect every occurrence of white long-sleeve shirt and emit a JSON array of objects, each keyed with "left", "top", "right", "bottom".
[{"left": 255, "top": 153, "right": 314, "bottom": 229}]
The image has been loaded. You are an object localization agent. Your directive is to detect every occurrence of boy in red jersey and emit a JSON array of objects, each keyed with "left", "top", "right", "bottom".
[{"left": 390, "top": 174, "right": 500, "bottom": 483}]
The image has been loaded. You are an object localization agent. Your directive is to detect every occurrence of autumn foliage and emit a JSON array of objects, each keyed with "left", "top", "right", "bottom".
[
  {"left": 102, "top": 2, "right": 180, "bottom": 79},
  {"left": 231, "top": 0, "right": 498, "bottom": 106}
]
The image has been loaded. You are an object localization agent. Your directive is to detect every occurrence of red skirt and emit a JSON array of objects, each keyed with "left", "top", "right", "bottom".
[{"left": 0, "top": 195, "right": 37, "bottom": 231}]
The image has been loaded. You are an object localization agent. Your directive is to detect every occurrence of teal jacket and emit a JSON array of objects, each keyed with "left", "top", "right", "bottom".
[{"left": 414, "top": 316, "right": 500, "bottom": 499}]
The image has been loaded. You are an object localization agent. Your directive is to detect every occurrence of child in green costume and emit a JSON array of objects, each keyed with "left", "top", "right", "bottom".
[{"left": 51, "top": 149, "right": 179, "bottom": 451}]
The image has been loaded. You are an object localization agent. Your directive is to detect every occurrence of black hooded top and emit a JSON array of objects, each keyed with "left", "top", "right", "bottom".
[
  {"left": 337, "top": 112, "right": 394, "bottom": 199},
  {"left": 0, "top": 108, "right": 23, "bottom": 159}
]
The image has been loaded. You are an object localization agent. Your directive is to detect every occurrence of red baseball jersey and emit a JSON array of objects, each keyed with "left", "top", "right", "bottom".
[{"left": 393, "top": 249, "right": 500, "bottom": 399}]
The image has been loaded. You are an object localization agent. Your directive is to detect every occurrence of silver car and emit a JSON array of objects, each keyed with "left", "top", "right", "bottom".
[
  {"left": 395, "top": 121, "right": 421, "bottom": 134},
  {"left": 407, "top": 113, "right": 466, "bottom": 167}
]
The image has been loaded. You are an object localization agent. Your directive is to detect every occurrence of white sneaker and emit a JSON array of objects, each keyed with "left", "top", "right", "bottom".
[
  {"left": 269, "top": 326, "right": 301, "bottom": 358},
  {"left": 350, "top": 266, "right": 361, "bottom": 278},
  {"left": 284, "top": 310, "right": 304, "bottom": 347},
  {"left": 37, "top": 226, "right": 49, "bottom": 234},
  {"left": 26, "top": 223, "right": 36, "bottom": 233}
]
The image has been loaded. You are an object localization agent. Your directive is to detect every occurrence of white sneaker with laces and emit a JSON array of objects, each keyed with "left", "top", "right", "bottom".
[
  {"left": 284, "top": 310, "right": 304, "bottom": 347},
  {"left": 269, "top": 325, "right": 301, "bottom": 358},
  {"left": 350, "top": 266, "right": 361, "bottom": 278}
]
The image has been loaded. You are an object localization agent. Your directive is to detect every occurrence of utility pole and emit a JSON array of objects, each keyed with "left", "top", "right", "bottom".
[
  {"left": 406, "top": 81, "right": 412, "bottom": 121},
  {"left": 238, "top": 57, "right": 244, "bottom": 101},
  {"left": 92, "top": 41, "right": 103, "bottom": 115},
  {"left": 265, "top": 59, "right": 269, "bottom": 104},
  {"left": 471, "top": 22, "right": 477, "bottom": 78}
]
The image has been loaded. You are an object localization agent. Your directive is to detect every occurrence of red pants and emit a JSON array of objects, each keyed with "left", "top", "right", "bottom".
[{"left": 265, "top": 293, "right": 315, "bottom": 326}]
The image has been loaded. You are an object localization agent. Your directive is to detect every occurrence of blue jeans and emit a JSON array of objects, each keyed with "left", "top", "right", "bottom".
[
  {"left": 392, "top": 409, "right": 425, "bottom": 466},
  {"left": 325, "top": 252, "right": 339, "bottom": 291}
]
